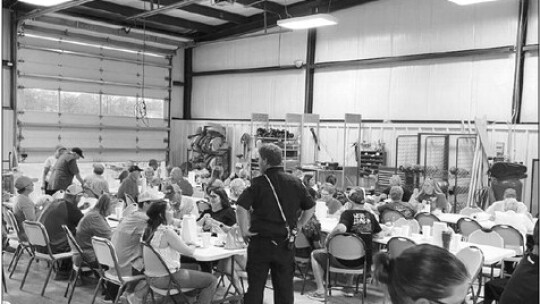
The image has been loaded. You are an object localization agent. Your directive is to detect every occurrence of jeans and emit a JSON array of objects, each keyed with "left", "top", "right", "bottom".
[
  {"left": 148, "top": 269, "right": 217, "bottom": 304},
  {"left": 244, "top": 236, "right": 295, "bottom": 304}
]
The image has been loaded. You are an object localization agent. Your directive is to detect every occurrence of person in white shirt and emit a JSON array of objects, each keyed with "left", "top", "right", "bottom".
[
  {"left": 487, "top": 188, "right": 529, "bottom": 216},
  {"left": 494, "top": 199, "right": 534, "bottom": 236},
  {"left": 41, "top": 145, "right": 67, "bottom": 195}
]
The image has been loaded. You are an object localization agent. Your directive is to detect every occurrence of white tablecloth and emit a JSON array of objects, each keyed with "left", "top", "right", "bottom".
[{"left": 437, "top": 213, "right": 536, "bottom": 235}]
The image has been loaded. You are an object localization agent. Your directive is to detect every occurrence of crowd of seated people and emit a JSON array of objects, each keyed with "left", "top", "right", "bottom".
[{"left": 3, "top": 156, "right": 539, "bottom": 304}]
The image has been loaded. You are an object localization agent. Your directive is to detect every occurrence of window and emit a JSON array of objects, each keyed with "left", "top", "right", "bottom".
[
  {"left": 102, "top": 95, "right": 137, "bottom": 117},
  {"left": 60, "top": 91, "right": 100, "bottom": 115},
  {"left": 18, "top": 88, "right": 59, "bottom": 112}
]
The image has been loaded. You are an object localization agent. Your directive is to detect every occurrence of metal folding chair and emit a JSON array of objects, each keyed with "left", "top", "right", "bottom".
[
  {"left": 460, "top": 207, "right": 483, "bottom": 217},
  {"left": 20, "top": 221, "right": 74, "bottom": 296},
  {"left": 456, "top": 246, "right": 484, "bottom": 304},
  {"left": 414, "top": 212, "right": 440, "bottom": 230},
  {"left": 62, "top": 225, "right": 94, "bottom": 304},
  {"left": 468, "top": 229, "right": 505, "bottom": 280},
  {"left": 457, "top": 217, "right": 482, "bottom": 240},
  {"left": 142, "top": 241, "right": 195, "bottom": 304},
  {"left": 393, "top": 218, "right": 421, "bottom": 234},
  {"left": 325, "top": 233, "right": 368, "bottom": 304},
  {"left": 294, "top": 230, "right": 312, "bottom": 295},
  {"left": 91, "top": 237, "right": 145, "bottom": 304},
  {"left": 387, "top": 237, "right": 416, "bottom": 258},
  {"left": 492, "top": 224, "right": 526, "bottom": 276},
  {"left": 380, "top": 209, "right": 405, "bottom": 224},
  {"left": 3, "top": 209, "right": 33, "bottom": 278}
]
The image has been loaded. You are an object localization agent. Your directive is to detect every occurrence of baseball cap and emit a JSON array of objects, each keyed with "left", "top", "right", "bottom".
[
  {"left": 71, "top": 147, "right": 84, "bottom": 159},
  {"left": 128, "top": 165, "right": 143, "bottom": 172},
  {"left": 66, "top": 184, "right": 84, "bottom": 195},
  {"left": 14, "top": 176, "right": 33, "bottom": 191},
  {"left": 138, "top": 191, "right": 165, "bottom": 202}
]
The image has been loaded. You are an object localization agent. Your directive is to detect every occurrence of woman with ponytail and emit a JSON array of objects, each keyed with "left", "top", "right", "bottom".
[{"left": 373, "top": 244, "right": 470, "bottom": 304}]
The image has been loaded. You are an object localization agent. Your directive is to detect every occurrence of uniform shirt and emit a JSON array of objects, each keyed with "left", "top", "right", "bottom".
[
  {"left": 48, "top": 153, "right": 80, "bottom": 191},
  {"left": 76, "top": 210, "right": 111, "bottom": 262},
  {"left": 83, "top": 174, "right": 110, "bottom": 198},
  {"left": 13, "top": 195, "right": 36, "bottom": 241},
  {"left": 499, "top": 253, "right": 539, "bottom": 304},
  {"left": 339, "top": 209, "right": 382, "bottom": 267},
  {"left": 237, "top": 167, "right": 315, "bottom": 239}
]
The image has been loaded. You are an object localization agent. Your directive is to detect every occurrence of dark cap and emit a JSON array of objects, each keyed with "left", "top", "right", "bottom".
[
  {"left": 128, "top": 165, "right": 143, "bottom": 172},
  {"left": 71, "top": 147, "right": 84, "bottom": 159}
]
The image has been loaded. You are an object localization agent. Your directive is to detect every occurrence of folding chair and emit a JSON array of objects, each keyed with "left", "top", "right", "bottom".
[
  {"left": 294, "top": 231, "right": 312, "bottom": 295},
  {"left": 91, "top": 237, "right": 145, "bottom": 304},
  {"left": 460, "top": 207, "right": 483, "bottom": 217},
  {"left": 325, "top": 233, "right": 368, "bottom": 304},
  {"left": 20, "top": 221, "right": 74, "bottom": 296},
  {"left": 468, "top": 229, "right": 505, "bottom": 280},
  {"left": 62, "top": 225, "right": 94, "bottom": 304},
  {"left": 380, "top": 209, "right": 405, "bottom": 224},
  {"left": 456, "top": 246, "right": 484, "bottom": 304},
  {"left": 142, "top": 241, "right": 195, "bottom": 304},
  {"left": 414, "top": 212, "right": 440, "bottom": 230},
  {"left": 457, "top": 218, "right": 482, "bottom": 240},
  {"left": 393, "top": 218, "right": 421, "bottom": 234},
  {"left": 492, "top": 224, "right": 526, "bottom": 276},
  {"left": 387, "top": 237, "right": 416, "bottom": 258},
  {"left": 3, "top": 209, "right": 33, "bottom": 278}
]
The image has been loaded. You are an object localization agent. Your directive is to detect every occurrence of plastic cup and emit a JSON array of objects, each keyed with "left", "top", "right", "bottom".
[
  {"left": 201, "top": 232, "right": 211, "bottom": 248},
  {"left": 115, "top": 206, "right": 123, "bottom": 219},
  {"left": 422, "top": 226, "right": 431, "bottom": 237}
]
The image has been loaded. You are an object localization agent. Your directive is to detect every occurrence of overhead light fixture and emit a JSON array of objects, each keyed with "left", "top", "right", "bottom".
[
  {"left": 277, "top": 14, "right": 338, "bottom": 30},
  {"left": 19, "top": 0, "right": 73, "bottom": 6},
  {"left": 447, "top": 0, "right": 499, "bottom": 5}
]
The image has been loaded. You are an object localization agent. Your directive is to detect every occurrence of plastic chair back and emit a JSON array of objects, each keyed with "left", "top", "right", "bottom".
[
  {"left": 460, "top": 207, "right": 483, "bottom": 217},
  {"left": 394, "top": 218, "right": 421, "bottom": 234},
  {"left": 456, "top": 246, "right": 484, "bottom": 280},
  {"left": 415, "top": 212, "right": 440, "bottom": 228},
  {"left": 457, "top": 218, "right": 482, "bottom": 238},
  {"left": 468, "top": 229, "right": 504, "bottom": 248},
  {"left": 492, "top": 224, "right": 525, "bottom": 256},
  {"left": 387, "top": 237, "right": 416, "bottom": 258},
  {"left": 327, "top": 233, "right": 366, "bottom": 261},
  {"left": 23, "top": 221, "right": 49, "bottom": 247},
  {"left": 380, "top": 209, "right": 405, "bottom": 224}
]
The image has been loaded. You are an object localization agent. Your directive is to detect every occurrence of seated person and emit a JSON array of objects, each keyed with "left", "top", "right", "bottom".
[
  {"left": 170, "top": 167, "right": 194, "bottom": 197},
  {"left": 484, "top": 221, "right": 539, "bottom": 304},
  {"left": 83, "top": 163, "right": 110, "bottom": 198},
  {"left": 198, "top": 187, "right": 236, "bottom": 233},
  {"left": 493, "top": 198, "right": 534, "bottom": 237},
  {"left": 487, "top": 188, "right": 529, "bottom": 216},
  {"left": 75, "top": 194, "right": 113, "bottom": 265},
  {"left": 309, "top": 189, "right": 382, "bottom": 300},
  {"left": 164, "top": 184, "right": 198, "bottom": 220},
  {"left": 302, "top": 174, "right": 319, "bottom": 200},
  {"left": 224, "top": 163, "right": 243, "bottom": 186},
  {"left": 376, "top": 186, "right": 416, "bottom": 219},
  {"left": 117, "top": 165, "right": 143, "bottom": 202},
  {"left": 410, "top": 177, "right": 449, "bottom": 213},
  {"left": 381, "top": 175, "right": 412, "bottom": 202},
  {"left": 325, "top": 174, "right": 337, "bottom": 186},
  {"left": 373, "top": 244, "right": 470, "bottom": 304},
  {"left": 295, "top": 213, "right": 322, "bottom": 259},
  {"left": 138, "top": 201, "right": 217, "bottom": 304},
  {"left": 228, "top": 178, "right": 247, "bottom": 205},
  {"left": 13, "top": 176, "right": 37, "bottom": 242}
]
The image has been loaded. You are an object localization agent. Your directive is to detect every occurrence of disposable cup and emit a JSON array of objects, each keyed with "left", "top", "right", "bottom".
[
  {"left": 422, "top": 226, "right": 431, "bottom": 237},
  {"left": 202, "top": 232, "right": 211, "bottom": 248}
]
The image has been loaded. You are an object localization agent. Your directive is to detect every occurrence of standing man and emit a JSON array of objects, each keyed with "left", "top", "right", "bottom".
[
  {"left": 42, "top": 145, "right": 67, "bottom": 195},
  {"left": 48, "top": 147, "right": 85, "bottom": 194},
  {"left": 236, "top": 143, "right": 315, "bottom": 304}
]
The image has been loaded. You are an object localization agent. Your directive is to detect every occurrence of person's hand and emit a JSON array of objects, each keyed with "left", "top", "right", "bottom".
[{"left": 241, "top": 230, "right": 257, "bottom": 244}]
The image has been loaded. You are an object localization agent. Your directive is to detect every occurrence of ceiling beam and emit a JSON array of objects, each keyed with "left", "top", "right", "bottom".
[
  {"left": 81, "top": 1, "right": 216, "bottom": 33},
  {"left": 236, "top": 0, "right": 286, "bottom": 17},
  {"left": 22, "top": 24, "right": 176, "bottom": 54},
  {"left": 126, "top": 0, "right": 202, "bottom": 20},
  {"left": 195, "top": 0, "right": 377, "bottom": 42},
  {"left": 140, "top": 0, "right": 249, "bottom": 24},
  {"left": 64, "top": 6, "right": 193, "bottom": 38},
  {"left": 17, "top": 0, "right": 95, "bottom": 21},
  {"left": 32, "top": 15, "right": 188, "bottom": 47}
]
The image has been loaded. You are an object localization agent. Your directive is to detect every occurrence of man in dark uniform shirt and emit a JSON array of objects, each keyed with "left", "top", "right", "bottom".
[{"left": 237, "top": 143, "right": 315, "bottom": 304}]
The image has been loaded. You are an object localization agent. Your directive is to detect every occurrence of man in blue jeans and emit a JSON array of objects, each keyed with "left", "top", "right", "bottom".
[{"left": 237, "top": 143, "right": 315, "bottom": 304}]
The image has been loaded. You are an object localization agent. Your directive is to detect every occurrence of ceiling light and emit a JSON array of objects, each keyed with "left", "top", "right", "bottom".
[
  {"left": 19, "top": 0, "right": 73, "bottom": 6},
  {"left": 447, "top": 0, "right": 499, "bottom": 5},
  {"left": 277, "top": 14, "right": 338, "bottom": 30}
]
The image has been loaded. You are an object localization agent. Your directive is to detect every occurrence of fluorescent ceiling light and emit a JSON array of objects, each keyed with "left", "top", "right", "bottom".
[
  {"left": 447, "top": 0, "right": 499, "bottom": 5},
  {"left": 277, "top": 14, "right": 338, "bottom": 30},
  {"left": 19, "top": 0, "right": 73, "bottom": 6}
]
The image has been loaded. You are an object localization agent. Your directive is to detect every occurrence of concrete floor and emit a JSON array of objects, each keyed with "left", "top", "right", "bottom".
[{"left": 2, "top": 249, "right": 386, "bottom": 304}]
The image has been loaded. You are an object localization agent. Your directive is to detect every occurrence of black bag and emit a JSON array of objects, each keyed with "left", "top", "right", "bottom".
[{"left": 489, "top": 162, "right": 527, "bottom": 179}]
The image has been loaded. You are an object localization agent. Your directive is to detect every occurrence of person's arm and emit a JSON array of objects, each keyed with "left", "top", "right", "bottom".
[
  {"left": 297, "top": 207, "right": 314, "bottom": 230},
  {"left": 325, "top": 223, "right": 347, "bottom": 246},
  {"left": 164, "top": 228, "right": 195, "bottom": 256},
  {"left": 236, "top": 205, "right": 256, "bottom": 241}
]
